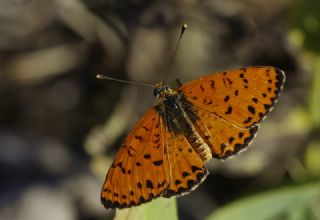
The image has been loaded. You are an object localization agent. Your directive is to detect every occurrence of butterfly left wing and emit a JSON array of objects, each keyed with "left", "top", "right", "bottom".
[
  {"left": 101, "top": 108, "right": 171, "bottom": 209},
  {"left": 191, "top": 107, "right": 259, "bottom": 159},
  {"left": 179, "top": 66, "right": 285, "bottom": 128},
  {"left": 178, "top": 66, "right": 284, "bottom": 159}
]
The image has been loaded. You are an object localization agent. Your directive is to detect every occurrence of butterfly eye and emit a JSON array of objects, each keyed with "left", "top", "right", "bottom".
[{"left": 153, "top": 88, "right": 161, "bottom": 98}]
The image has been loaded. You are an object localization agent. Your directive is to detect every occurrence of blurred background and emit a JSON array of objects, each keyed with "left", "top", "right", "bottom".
[{"left": 1, "top": 0, "right": 320, "bottom": 219}]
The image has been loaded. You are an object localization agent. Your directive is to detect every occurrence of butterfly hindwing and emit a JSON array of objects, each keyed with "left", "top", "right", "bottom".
[
  {"left": 161, "top": 121, "right": 208, "bottom": 197},
  {"left": 101, "top": 108, "right": 170, "bottom": 209},
  {"left": 179, "top": 66, "right": 285, "bottom": 128},
  {"left": 191, "top": 107, "right": 259, "bottom": 159}
]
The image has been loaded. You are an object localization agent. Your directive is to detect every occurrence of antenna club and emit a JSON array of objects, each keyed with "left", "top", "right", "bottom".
[
  {"left": 180, "top": 23, "right": 188, "bottom": 37},
  {"left": 96, "top": 74, "right": 104, "bottom": 79}
]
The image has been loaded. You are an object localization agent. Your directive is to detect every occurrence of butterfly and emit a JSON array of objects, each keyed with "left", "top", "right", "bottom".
[{"left": 100, "top": 66, "right": 285, "bottom": 209}]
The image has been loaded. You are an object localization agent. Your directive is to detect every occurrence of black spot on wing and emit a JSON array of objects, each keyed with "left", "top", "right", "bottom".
[
  {"left": 191, "top": 166, "right": 202, "bottom": 173},
  {"left": 248, "top": 106, "right": 256, "bottom": 115},
  {"left": 162, "top": 168, "right": 209, "bottom": 198},
  {"left": 153, "top": 160, "right": 163, "bottom": 166},
  {"left": 252, "top": 97, "right": 258, "bottom": 103},
  {"left": 225, "top": 106, "right": 232, "bottom": 115},
  {"left": 216, "top": 125, "right": 259, "bottom": 160},
  {"left": 146, "top": 180, "right": 154, "bottom": 189},
  {"left": 210, "top": 80, "right": 215, "bottom": 88},
  {"left": 182, "top": 171, "right": 190, "bottom": 177}
]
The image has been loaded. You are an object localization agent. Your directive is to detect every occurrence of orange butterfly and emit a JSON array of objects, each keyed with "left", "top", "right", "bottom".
[{"left": 100, "top": 66, "right": 285, "bottom": 209}]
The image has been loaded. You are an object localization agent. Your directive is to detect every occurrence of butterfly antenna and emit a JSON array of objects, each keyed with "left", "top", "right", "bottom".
[
  {"left": 163, "top": 24, "right": 188, "bottom": 83},
  {"left": 96, "top": 74, "right": 155, "bottom": 88}
]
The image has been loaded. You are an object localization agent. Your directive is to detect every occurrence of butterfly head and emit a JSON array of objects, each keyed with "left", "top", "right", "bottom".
[{"left": 153, "top": 82, "right": 175, "bottom": 99}]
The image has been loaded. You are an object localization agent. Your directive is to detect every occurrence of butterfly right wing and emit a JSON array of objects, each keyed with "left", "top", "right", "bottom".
[{"left": 101, "top": 108, "right": 171, "bottom": 209}]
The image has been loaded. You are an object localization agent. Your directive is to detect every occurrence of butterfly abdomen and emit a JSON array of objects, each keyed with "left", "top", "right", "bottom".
[
  {"left": 162, "top": 94, "right": 212, "bottom": 162},
  {"left": 185, "top": 127, "right": 212, "bottom": 162}
]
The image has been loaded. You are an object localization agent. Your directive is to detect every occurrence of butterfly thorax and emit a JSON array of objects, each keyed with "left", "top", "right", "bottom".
[{"left": 153, "top": 82, "right": 212, "bottom": 162}]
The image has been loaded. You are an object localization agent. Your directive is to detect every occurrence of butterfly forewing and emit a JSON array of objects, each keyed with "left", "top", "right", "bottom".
[
  {"left": 101, "top": 108, "right": 171, "bottom": 209},
  {"left": 179, "top": 66, "right": 285, "bottom": 128}
]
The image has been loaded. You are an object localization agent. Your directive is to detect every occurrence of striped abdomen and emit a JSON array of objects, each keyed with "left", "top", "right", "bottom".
[
  {"left": 161, "top": 94, "right": 212, "bottom": 162},
  {"left": 182, "top": 121, "right": 212, "bottom": 162}
]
